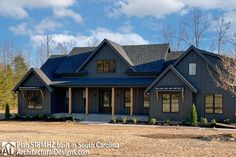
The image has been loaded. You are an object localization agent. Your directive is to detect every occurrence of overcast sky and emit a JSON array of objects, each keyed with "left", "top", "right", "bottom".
[{"left": 1, "top": 0, "right": 236, "bottom": 55}]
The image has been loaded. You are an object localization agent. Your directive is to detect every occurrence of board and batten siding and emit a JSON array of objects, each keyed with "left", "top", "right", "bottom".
[
  {"left": 18, "top": 73, "right": 51, "bottom": 115},
  {"left": 149, "top": 70, "right": 192, "bottom": 121},
  {"left": 175, "top": 50, "right": 236, "bottom": 121},
  {"left": 81, "top": 43, "right": 130, "bottom": 78}
]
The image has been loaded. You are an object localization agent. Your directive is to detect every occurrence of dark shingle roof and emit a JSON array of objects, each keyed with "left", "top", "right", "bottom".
[
  {"left": 55, "top": 52, "right": 92, "bottom": 74},
  {"left": 123, "top": 44, "right": 170, "bottom": 65},
  {"left": 165, "top": 51, "right": 183, "bottom": 61},
  {"left": 70, "top": 47, "right": 95, "bottom": 55},
  {"left": 133, "top": 59, "right": 165, "bottom": 73},
  {"left": 52, "top": 77, "right": 155, "bottom": 87},
  {"left": 40, "top": 55, "right": 67, "bottom": 80}
]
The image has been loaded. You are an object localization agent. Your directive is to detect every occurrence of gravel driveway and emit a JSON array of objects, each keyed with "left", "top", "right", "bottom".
[{"left": 0, "top": 121, "right": 235, "bottom": 157}]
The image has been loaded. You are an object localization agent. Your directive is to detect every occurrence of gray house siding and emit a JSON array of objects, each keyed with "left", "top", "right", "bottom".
[
  {"left": 81, "top": 43, "right": 130, "bottom": 78},
  {"left": 149, "top": 70, "right": 193, "bottom": 121},
  {"left": 175, "top": 50, "right": 236, "bottom": 121},
  {"left": 18, "top": 73, "right": 51, "bottom": 115}
]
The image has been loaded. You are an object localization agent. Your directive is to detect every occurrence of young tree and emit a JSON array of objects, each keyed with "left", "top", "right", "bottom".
[{"left": 191, "top": 103, "right": 198, "bottom": 126}]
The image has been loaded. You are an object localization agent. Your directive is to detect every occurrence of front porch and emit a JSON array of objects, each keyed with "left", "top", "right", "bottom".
[{"left": 52, "top": 87, "right": 149, "bottom": 117}]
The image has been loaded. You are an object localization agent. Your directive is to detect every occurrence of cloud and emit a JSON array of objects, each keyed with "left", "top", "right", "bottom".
[
  {"left": 9, "top": 17, "right": 61, "bottom": 36},
  {"left": 110, "top": 0, "right": 185, "bottom": 19},
  {"left": 110, "top": 0, "right": 236, "bottom": 19},
  {"left": 0, "top": 0, "right": 76, "bottom": 19},
  {"left": 53, "top": 8, "right": 83, "bottom": 24},
  {"left": 30, "top": 27, "right": 149, "bottom": 48},
  {"left": 118, "top": 22, "right": 133, "bottom": 33}
]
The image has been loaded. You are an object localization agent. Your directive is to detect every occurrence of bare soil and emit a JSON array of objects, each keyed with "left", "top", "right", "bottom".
[{"left": 0, "top": 121, "right": 236, "bottom": 157}]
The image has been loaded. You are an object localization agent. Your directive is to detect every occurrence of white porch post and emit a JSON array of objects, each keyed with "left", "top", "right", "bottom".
[
  {"left": 68, "top": 87, "right": 72, "bottom": 114},
  {"left": 85, "top": 88, "right": 89, "bottom": 115},
  {"left": 130, "top": 87, "right": 134, "bottom": 116},
  {"left": 112, "top": 87, "right": 115, "bottom": 116}
]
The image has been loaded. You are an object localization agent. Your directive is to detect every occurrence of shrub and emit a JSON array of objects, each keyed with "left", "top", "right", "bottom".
[
  {"left": 121, "top": 117, "right": 127, "bottom": 124},
  {"left": 14, "top": 114, "right": 21, "bottom": 120},
  {"left": 5, "top": 103, "right": 11, "bottom": 120},
  {"left": 25, "top": 114, "right": 31, "bottom": 119},
  {"left": 150, "top": 118, "right": 157, "bottom": 125},
  {"left": 112, "top": 116, "right": 117, "bottom": 124},
  {"left": 131, "top": 116, "right": 137, "bottom": 124},
  {"left": 191, "top": 103, "right": 198, "bottom": 126},
  {"left": 211, "top": 119, "right": 216, "bottom": 125},
  {"left": 224, "top": 118, "right": 231, "bottom": 124},
  {"left": 200, "top": 117, "right": 208, "bottom": 126},
  {"left": 164, "top": 119, "right": 170, "bottom": 125},
  {"left": 38, "top": 114, "right": 45, "bottom": 119}
]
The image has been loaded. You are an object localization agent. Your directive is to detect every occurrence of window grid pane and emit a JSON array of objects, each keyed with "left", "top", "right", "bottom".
[
  {"left": 171, "top": 94, "right": 179, "bottom": 112},
  {"left": 144, "top": 94, "right": 149, "bottom": 108},
  {"left": 189, "top": 63, "right": 196, "bottom": 75},
  {"left": 125, "top": 90, "right": 131, "bottom": 107},
  {"left": 162, "top": 94, "right": 170, "bottom": 112}
]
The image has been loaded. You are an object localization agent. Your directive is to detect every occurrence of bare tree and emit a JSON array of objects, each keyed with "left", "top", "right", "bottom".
[
  {"left": 55, "top": 41, "right": 76, "bottom": 55},
  {"left": 0, "top": 41, "right": 16, "bottom": 68},
  {"left": 183, "top": 9, "right": 211, "bottom": 48},
  {"left": 210, "top": 52, "right": 236, "bottom": 96},
  {"left": 213, "top": 17, "right": 231, "bottom": 54}
]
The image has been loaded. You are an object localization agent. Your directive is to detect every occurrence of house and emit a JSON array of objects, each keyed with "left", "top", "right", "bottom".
[{"left": 13, "top": 39, "right": 236, "bottom": 122}]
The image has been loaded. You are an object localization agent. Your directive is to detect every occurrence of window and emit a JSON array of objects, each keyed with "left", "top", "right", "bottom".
[
  {"left": 144, "top": 94, "right": 150, "bottom": 108},
  {"left": 125, "top": 89, "right": 130, "bottom": 107},
  {"left": 162, "top": 93, "right": 179, "bottom": 113},
  {"left": 189, "top": 63, "right": 196, "bottom": 75},
  {"left": 26, "top": 91, "right": 43, "bottom": 109},
  {"left": 97, "top": 60, "right": 116, "bottom": 73},
  {"left": 205, "top": 94, "right": 223, "bottom": 114}
]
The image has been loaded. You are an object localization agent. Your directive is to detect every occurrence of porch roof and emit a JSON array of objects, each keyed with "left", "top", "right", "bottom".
[{"left": 51, "top": 77, "right": 155, "bottom": 87}]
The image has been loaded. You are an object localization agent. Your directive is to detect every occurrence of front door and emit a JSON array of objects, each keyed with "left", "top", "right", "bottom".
[{"left": 99, "top": 90, "right": 111, "bottom": 113}]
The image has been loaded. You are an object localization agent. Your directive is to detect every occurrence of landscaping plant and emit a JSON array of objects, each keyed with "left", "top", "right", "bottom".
[
  {"left": 121, "top": 117, "right": 127, "bottom": 124},
  {"left": 200, "top": 117, "right": 208, "bottom": 126},
  {"left": 112, "top": 116, "right": 117, "bottom": 124},
  {"left": 131, "top": 116, "right": 137, "bottom": 124},
  {"left": 5, "top": 103, "right": 11, "bottom": 120},
  {"left": 191, "top": 103, "right": 198, "bottom": 126},
  {"left": 150, "top": 118, "right": 157, "bottom": 125}
]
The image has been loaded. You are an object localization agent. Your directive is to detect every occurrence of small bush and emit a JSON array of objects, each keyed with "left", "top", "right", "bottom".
[
  {"left": 25, "top": 114, "right": 31, "bottom": 119},
  {"left": 5, "top": 103, "right": 11, "bottom": 120},
  {"left": 131, "top": 116, "right": 137, "bottom": 124},
  {"left": 112, "top": 116, "right": 117, "bottom": 124},
  {"left": 211, "top": 119, "right": 216, "bottom": 125},
  {"left": 224, "top": 118, "right": 231, "bottom": 124},
  {"left": 200, "top": 117, "right": 208, "bottom": 126},
  {"left": 14, "top": 114, "right": 21, "bottom": 120},
  {"left": 164, "top": 119, "right": 170, "bottom": 125},
  {"left": 150, "top": 118, "right": 157, "bottom": 125},
  {"left": 121, "top": 117, "right": 127, "bottom": 124},
  {"left": 191, "top": 103, "right": 198, "bottom": 126}
]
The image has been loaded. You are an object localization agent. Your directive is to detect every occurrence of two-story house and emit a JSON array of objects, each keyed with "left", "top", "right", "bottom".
[{"left": 13, "top": 39, "right": 236, "bottom": 122}]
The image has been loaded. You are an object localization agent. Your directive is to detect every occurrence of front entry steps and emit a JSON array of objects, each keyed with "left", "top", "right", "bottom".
[{"left": 53, "top": 113, "right": 149, "bottom": 124}]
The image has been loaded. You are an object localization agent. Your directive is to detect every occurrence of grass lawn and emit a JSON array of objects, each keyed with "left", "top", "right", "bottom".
[{"left": 0, "top": 121, "right": 235, "bottom": 157}]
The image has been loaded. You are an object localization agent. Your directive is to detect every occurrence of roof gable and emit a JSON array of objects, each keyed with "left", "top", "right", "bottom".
[
  {"left": 145, "top": 65, "right": 198, "bottom": 93},
  {"left": 172, "top": 45, "right": 218, "bottom": 71},
  {"left": 75, "top": 39, "right": 136, "bottom": 72},
  {"left": 13, "top": 68, "right": 53, "bottom": 92}
]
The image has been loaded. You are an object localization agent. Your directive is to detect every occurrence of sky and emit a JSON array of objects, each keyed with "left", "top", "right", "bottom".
[{"left": 0, "top": 0, "right": 236, "bottom": 66}]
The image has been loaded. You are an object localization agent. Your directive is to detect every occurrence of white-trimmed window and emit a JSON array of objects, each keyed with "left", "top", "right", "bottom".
[{"left": 189, "top": 63, "right": 196, "bottom": 75}]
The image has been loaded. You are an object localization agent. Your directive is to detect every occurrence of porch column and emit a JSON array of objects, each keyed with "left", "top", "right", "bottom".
[
  {"left": 85, "top": 88, "right": 89, "bottom": 115},
  {"left": 130, "top": 87, "right": 133, "bottom": 116},
  {"left": 68, "top": 87, "right": 72, "bottom": 114},
  {"left": 112, "top": 87, "right": 115, "bottom": 116}
]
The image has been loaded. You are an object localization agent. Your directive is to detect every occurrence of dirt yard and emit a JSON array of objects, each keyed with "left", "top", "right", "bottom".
[{"left": 0, "top": 122, "right": 236, "bottom": 157}]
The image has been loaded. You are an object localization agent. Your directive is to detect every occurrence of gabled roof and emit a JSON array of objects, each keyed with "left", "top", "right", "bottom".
[
  {"left": 13, "top": 68, "right": 53, "bottom": 92},
  {"left": 41, "top": 55, "right": 67, "bottom": 80},
  {"left": 172, "top": 45, "right": 218, "bottom": 71},
  {"left": 145, "top": 65, "right": 198, "bottom": 94},
  {"left": 70, "top": 41, "right": 171, "bottom": 66},
  {"left": 55, "top": 52, "right": 92, "bottom": 74},
  {"left": 75, "top": 39, "right": 136, "bottom": 72}
]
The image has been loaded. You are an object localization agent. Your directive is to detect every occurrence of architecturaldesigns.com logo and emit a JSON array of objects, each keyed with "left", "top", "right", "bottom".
[{"left": 0, "top": 142, "right": 16, "bottom": 156}]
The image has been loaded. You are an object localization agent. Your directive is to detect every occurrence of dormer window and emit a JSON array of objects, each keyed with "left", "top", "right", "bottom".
[
  {"left": 97, "top": 60, "right": 116, "bottom": 73},
  {"left": 189, "top": 63, "right": 196, "bottom": 75}
]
